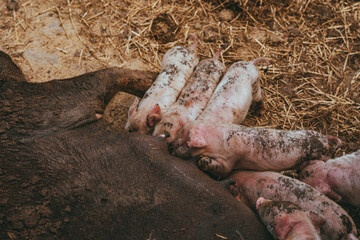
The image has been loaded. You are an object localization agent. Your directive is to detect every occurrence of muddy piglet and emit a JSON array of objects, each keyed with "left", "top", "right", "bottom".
[
  {"left": 299, "top": 149, "right": 360, "bottom": 207},
  {"left": 256, "top": 197, "right": 324, "bottom": 240},
  {"left": 125, "top": 35, "right": 199, "bottom": 134},
  {"left": 196, "top": 57, "right": 269, "bottom": 125},
  {"left": 172, "top": 123, "right": 341, "bottom": 176},
  {"left": 152, "top": 49, "right": 225, "bottom": 142},
  {"left": 228, "top": 171, "right": 358, "bottom": 240}
]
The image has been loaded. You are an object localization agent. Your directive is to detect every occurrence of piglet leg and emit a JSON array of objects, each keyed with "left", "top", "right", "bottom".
[
  {"left": 197, "top": 156, "right": 232, "bottom": 177},
  {"left": 197, "top": 156, "right": 222, "bottom": 173}
]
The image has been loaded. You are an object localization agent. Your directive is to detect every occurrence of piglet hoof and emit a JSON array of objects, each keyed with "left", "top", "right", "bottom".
[{"left": 197, "top": 156, "right": 223, "bottom": 176}]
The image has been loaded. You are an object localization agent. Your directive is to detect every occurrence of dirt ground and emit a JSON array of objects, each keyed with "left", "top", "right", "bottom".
[{"left": 1, "top": 0, "right": 359, "bottom": 235}]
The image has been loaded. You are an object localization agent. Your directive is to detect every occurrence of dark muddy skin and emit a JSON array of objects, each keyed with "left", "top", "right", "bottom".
[{"left": 0, "top": 51, "right": 271, "bottom": 240}]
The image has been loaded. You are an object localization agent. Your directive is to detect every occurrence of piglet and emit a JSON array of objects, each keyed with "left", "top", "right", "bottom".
[
  {"left": 125, "top": 35, "right": 199, "bottom": 134},
  {"left": 299, "top": 149, "right": 360, "bottom": 207},
  {"left": 171, "top": 122, "right": 341, "bottom": 176},
  {"left": 256, "top": 197, "right": 324, "bottom": 240},
  {"left": 196, "top": 57, "right": 269, "bottom": 125},
  {"left": 228, "top": 171, "right": 358, "bottom": 240},
  {"left": 152, "top": 49, "right": 225, "bottom": 142},
  {"left": 169, "top": 58, "right": 269, "bottom": 157}
]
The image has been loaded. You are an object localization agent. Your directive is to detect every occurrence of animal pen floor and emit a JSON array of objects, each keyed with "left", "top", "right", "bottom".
[{"left": 1, "top": 0, "right": 359, "bottom": 235}]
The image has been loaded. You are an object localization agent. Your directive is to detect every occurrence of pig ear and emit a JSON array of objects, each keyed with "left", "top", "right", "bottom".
[
  {"left": 274, "top": 215, "right": 301, "bottom": 239},
  {"left": 307, "top": 212, "right": 326, "bottom": 233},
  {"left": 128, "top": 97, "right": 140, "bottom": 117},
  {"left": 147, "top": 104, "right": 162, "bottom": 128},
  {"left": 187, "top": 126, "right": 207, "bottom": 148}
]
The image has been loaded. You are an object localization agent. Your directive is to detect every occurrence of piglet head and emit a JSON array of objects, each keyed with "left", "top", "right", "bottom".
[{"left": 125, "top": 101, "right": 162, "bottom": 135}]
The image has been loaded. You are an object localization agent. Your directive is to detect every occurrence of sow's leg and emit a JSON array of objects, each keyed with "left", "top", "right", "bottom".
[
  {"left": 0, "top": 51, "right": 157, "bottom": 140},
  {"left": 0, "top": 122, "right": 272, "bottom": 240}
]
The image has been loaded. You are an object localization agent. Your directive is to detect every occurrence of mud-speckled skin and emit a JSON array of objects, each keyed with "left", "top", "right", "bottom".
[
  {"left": 125, "top": 44, "right": 199, "bottom": 134},
  {"left": 299, "top": 150, "right": 360, "bottom": 207},
  {"left": 195, "top": 59, "right": 265, "bottom": 125},
  {"left": 256, "top": 197, "right": 323, "bottom": 240},
  {"left": 152, "top": 57, "right": 225, "bottom": 142},
  {"left": 228, "top": 171, "right": 358, "bottom": 240},
  {"left": 172, "top": 123, "right": 341, "bottom": 176}
]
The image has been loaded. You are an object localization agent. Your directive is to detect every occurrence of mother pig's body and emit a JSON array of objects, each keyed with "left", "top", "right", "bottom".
[{"left": 0, "top": 51, "right": 271, "bottom": 240}]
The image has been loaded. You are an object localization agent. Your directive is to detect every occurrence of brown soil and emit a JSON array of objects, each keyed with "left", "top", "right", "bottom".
[{"left": 1, "top": 0, "right": 359, "bottom": 235}]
